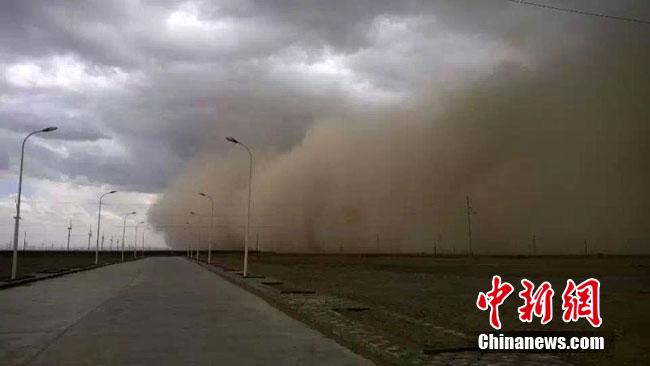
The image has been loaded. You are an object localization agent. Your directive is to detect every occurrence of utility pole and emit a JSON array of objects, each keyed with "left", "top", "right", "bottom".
[
  {"left": 531, "top": 235, "right": 537, "bottom": 256},
  {"left": 87, "top": 225, "right": 92, "bottom": 251},
  {"left": 466, "top": 195, "right": 475, "bottom": 256},
  {"left": 185, "top": 224, "right": 189, "bottom": 257},
  {"left": 376, "top": 233, "right": 380, "bottom": 253},
  {"left": 433, "top": 236, "right": 437, "bottom": 257},
  {"left": 22, "top": 231, "right": 27, "bottom": 259},
  {"left": 134, "top": 226, "right": 138, "bottom": 258},
  {"left": 186, "top": 215, "right": 193, "bottom": 258},
  {"left": 66, "top": 220, "right": 72, "bottom": 251},
  {"left": 196, "top": 228, "right": 200, "bottom": 260}
]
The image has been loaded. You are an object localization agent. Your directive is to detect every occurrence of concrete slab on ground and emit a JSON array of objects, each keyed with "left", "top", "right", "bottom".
[{"left": 0, "top": 257, "right": 371, "bottom": 366}]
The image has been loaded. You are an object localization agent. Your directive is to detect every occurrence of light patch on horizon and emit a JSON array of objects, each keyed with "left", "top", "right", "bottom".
[{"left": 0, "top": 176, "right": 165, "bottom": 249}]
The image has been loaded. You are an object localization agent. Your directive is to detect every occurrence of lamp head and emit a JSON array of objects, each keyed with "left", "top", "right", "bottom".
[
  {"left": 42, "top": 126, "right": 58, "bottom": 132},
  {"left": 226, "top": 137, "right": 239, "bottom": 144},
  {"left": 199, "top": 192, "right": 206, "bottom": 197},
  {"left": 109, "top": 190, "right": 117, "bottom": 194},
  {"left": 131, "top": 211, "right": 137, "bottom": 215}
]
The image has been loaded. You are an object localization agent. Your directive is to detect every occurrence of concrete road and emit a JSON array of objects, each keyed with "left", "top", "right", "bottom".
[{"left": 0, "top": 257, "right": 371, "bottom": 365}]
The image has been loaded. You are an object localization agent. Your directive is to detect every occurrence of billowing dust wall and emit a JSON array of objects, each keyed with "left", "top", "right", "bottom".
[{"left": 149, "top": 20, "right": 649, "bottom": 255}]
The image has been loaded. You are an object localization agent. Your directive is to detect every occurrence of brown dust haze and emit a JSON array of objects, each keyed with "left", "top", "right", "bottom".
[{"left": 149, "top": 17, "right": 649, "bottom": 255}]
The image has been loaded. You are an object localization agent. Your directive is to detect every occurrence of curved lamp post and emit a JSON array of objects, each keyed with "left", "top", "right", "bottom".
[
  {"left": 95, "top": 190, "right": 117, "bottom": 264},
  {"left": 226, "top": 137, "right": 252, "bottom": 277},
  {"left": 11, "top": 126, "right": 58, "bottom": 280},
  {"left": 121, "top": 211, "right": 136, "bottom": 261},
  {"left": 199, "top": 193, "right": 214, "bottom": 264}
]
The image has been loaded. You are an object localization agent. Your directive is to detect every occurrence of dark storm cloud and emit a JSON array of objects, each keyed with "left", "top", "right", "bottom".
[
  {"left": 0, "top": 111, "right": 108, "bottom": 141},
  {"left": 2, "top": 0, "right": 389, "bottom": 190},
  {"left": 1, "top": 0, "right": 649, "bottom": 201}
]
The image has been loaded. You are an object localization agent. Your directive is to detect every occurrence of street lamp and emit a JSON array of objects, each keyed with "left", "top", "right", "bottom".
[
  {"left": 11, "top": 126, "right": 58, "bottom": 280},
  {"left": 121, "top": 211, "right": 136, "bottom": 261},
  {"left": 226, "top": 136, "right": 253, "bottom": 277},
  {"left": 134, "top": 221, "right": 145, "bottom": 258},
  {"left": 199, "top": 193, "right": 214, "bottom": 264},
  {"left": 95, "top": 190, "right": 117, "bottom": 264}
]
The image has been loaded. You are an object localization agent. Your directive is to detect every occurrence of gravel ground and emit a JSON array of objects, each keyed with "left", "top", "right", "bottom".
[{"left": 206, "top": 253, "right": 650, "bottom": 365}]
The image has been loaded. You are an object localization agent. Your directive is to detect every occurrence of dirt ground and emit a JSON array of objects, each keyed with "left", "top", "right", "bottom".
[
  {"left": 0, "top": 251, "right": 128, "bottom": 279},
  {"left": 207, "top": 253, "right": 650, "bottom": 365}
]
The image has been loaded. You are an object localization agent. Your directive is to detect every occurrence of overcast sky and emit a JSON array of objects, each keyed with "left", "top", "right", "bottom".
[{"left": 1, "top": 0, "right": 648, "bottom": 250}]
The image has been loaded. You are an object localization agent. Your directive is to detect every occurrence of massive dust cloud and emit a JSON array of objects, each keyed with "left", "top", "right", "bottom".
[{"left": 149, "top": 3, "right": 649, "bottom": 255}]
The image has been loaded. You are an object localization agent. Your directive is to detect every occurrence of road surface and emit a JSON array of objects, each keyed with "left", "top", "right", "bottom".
[{"left": 0, "top": 257, "right": 371, "bottom": 365}]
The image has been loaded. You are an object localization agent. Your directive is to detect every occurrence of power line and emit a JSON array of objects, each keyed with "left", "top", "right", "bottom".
[{"left": 506, "top": 0, "right": 650, "bottom": 25}]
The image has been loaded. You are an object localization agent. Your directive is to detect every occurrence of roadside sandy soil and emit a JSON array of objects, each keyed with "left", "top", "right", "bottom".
[
  {"left": 209, "top": 253, "right": 649, "bottom": 365},
  {"left": 0, "top": 252, "right": 127, "bottom": 279}
]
